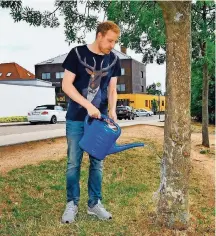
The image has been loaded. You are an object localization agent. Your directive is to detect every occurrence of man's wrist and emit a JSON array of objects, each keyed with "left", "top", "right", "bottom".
[
  {"left": 85, "top": 102, "right": 93, "bottom": 110},
  {"left": 109, "top": 107, "right": 116, "bottom": 112}
]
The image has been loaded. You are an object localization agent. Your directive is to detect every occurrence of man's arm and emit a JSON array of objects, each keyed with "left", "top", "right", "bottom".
[
  {"left": 108, "top": 77, "right": 118, "bottom": 122},
  {"left": 62, "top": 69, "right": 101, "bottom": 118}
]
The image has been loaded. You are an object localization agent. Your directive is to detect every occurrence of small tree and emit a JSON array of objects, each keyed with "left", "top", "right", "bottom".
[{"left": 152, "top": 99, "right": 158, "bottom": 114}]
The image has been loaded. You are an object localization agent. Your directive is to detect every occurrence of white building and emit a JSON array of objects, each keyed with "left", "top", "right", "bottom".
[{"left": 0, "top": 79, "right": 55, "bottom": 117}]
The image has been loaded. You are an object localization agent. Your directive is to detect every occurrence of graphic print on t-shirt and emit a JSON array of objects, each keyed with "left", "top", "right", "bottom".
[{"left": 75, "top": 47, "right": 117, "bottom": 107}]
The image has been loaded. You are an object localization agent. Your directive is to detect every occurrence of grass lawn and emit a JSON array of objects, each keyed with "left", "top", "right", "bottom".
[{"left": 0, "top": 138, "right": 214, "bottom": 236}]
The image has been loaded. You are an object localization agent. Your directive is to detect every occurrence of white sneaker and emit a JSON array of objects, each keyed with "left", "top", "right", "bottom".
[
  {"left": 87, "top": 200, "right": 112, "bottom": 220},
  {"left": 61, "top": 201, "right": 78, "bottom": 223}
]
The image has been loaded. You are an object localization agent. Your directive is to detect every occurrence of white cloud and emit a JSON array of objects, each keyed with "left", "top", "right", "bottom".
[{"left": 0, "top": 1, "right": 166, "bottom": 91}]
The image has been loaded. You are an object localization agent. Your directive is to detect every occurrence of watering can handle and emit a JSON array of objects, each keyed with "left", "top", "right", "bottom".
[
  {"left": 84, "top": 114, "right": 104, "bottom": 131},
  {"left": 84, "top": 114, "right": 121, "bottom": 135},
  {"left": 100, "top": 114, "right": 121, "bottom": 135}
]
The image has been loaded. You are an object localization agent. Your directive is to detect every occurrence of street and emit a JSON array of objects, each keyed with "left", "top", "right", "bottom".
[{"left": 0, "top": 115, "right": 164, "bottom": 136}]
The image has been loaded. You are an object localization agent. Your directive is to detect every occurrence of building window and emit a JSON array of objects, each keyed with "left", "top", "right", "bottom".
[
  {"left": 149, "top": 100, "right": 151, "bottom": 108},
  {"left": 6, "top": 72, "right": 12, "bottom": 77},
  {"left": 141, "top": 85, "right": 144, "bottom": 92},
  {"left": 121, "top": 68, "right": 125, "bottom": 75},
  {"left": 42, "top": 73, "right": 51, "bottom": 79},
  {"left": 141, "top": 71, "right": 144, "bottom": 78},
  {"left": 162, "top": 101, "right": 164, "bottom": 106},
  {"left": 145, "top": 100, "right": 148, "bottom": 107},
  {"left": 117, "top": 84, "right": 126, "bottom": 92},
  {"left": 56, "top": 72, "right": 64, "bottom": 79},
  {"left": 0, "top": 72, "right": 2, "bottom": 76}
]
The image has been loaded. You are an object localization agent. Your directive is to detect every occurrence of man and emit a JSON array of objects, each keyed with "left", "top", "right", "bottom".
[{"left": 61, "top": 21, "right": 121, "bottom": 223}]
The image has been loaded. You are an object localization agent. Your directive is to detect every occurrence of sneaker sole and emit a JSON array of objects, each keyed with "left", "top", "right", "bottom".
[
  {"left": 61, "top": 211, "right": 78, "bottom": 224},
  {"left": 61, "top": 219, "right": 75, "bottom": 224},
  {"left": 87, "top": 210, "right": 112, "bottom": 220}
]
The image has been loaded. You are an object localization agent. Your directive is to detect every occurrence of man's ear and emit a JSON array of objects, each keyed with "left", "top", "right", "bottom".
[
  {"left": 97, "top": 32, "right": 102, "bottom": 40},
  {"left": 86, "top": 68, "right": 93, "bottom": 75}
]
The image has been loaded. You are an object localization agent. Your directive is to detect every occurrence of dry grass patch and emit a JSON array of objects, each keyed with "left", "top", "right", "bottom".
[{"left": 191, "top": 121, "right": 215, "bottom": 134}]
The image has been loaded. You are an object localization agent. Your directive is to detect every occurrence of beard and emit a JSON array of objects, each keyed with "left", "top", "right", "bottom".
[{"left": 99, "top": 45, "right": 111, "bottom": 55}]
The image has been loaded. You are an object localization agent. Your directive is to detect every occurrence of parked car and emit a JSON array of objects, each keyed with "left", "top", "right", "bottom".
[
  {"left": 134, "top": 109, "right": 140, "bottom": 117},
  {"left": 143, "top": 109, "right": 154, "bottom": 116},
  {"left": 116, "top": 106, "right": 135, "bottom": 120},
  {"left": 135, "top": 109, "right": 154, "bottom": 117},
  {"left": 27, "top": 105, "right": 66, "bottom": 124}
]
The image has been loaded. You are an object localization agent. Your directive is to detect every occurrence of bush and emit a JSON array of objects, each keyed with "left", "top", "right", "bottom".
[{"left": 0, "top": 116, "right": 28, "bottom": 123}]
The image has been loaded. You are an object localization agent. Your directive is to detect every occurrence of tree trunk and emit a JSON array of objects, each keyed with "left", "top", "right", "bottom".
[
  {"left": 200, "top": 1, "right": 210, "bottom": 147},
  {"left": 201, "top": 44, "right": 209, "bottom": 147},
  {"left": 156, "top": 1, "right": 191, "bottom": 230},
  {"left": 202, "top": 62, "right": 210, "bottom": 147}
]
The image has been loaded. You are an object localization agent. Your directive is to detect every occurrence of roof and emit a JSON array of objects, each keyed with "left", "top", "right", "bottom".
[
  {"left": 36, "top": 48, "right": 131, "bottom": 65},
  {"left": 0, "top": 78, "right": 50, "bottom": 83},
  {"left": 112, "top": 49, "right": 131, "bottom": 59},
  {"left": 0, "top": 62, "right": 35, "bottom": 80}
]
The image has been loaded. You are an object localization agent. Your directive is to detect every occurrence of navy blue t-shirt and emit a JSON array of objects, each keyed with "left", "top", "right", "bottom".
[{"left": 62, "top": 45, "right": 121, "bottom": 121}]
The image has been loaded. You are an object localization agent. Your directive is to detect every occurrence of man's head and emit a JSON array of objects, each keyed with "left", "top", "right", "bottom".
[{"left": 96, "top": 21, "right": 120, "bottom": 54}]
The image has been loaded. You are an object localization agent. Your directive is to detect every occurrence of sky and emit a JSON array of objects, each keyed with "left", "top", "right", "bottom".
[{"left": 0, "top": 0, "right": 166, "bottom": 92}]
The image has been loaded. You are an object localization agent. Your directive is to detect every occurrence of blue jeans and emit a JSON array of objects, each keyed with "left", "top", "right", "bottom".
[{"left": 66, "top": 120, "right": 103, "bottom": 207}]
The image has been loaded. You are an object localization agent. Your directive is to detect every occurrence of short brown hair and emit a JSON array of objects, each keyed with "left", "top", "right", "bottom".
[{"left": 96, "top": 21, "right": 120, "bottom": 37}]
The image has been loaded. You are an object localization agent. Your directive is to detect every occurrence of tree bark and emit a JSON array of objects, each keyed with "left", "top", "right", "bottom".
[
  {"left": 156, "top": 1, "right": 191, "bottom": 230},
  {"left": 200, "top": 2, "right": 210, "bottom": 147},
  {"left": 202, "top": 61, "right": 210, "bottom": 147}
]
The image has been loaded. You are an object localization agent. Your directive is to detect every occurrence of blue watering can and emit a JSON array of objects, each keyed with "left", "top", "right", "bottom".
[{"left": 79, "top": 114, "right": 144, "bottom": 160}]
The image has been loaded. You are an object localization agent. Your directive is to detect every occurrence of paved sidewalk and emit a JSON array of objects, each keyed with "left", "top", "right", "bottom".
[
  {"left": 0, "top": 120, "right": 164, "bottom": 147},
  {"left": 0, "top": 122, "right": 29, "bottom": 127}
]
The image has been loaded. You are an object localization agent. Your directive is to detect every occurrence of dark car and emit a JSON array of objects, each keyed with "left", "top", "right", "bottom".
[{"left": 116, "top": 106, "right": 135, "bottom": 120}]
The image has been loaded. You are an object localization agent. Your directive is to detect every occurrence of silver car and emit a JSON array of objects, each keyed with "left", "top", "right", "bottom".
[{"left": 135, "top": 109, "right": 153, "bottom": 117}]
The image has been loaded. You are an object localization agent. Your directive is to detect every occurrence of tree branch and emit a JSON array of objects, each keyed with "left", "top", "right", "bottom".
[
  {"left": 207, "top": 16, "right": 215, "bottom": 26},
  {"left": 45, "top": 1, "right": 63, "bottom": 17},
  {"left": 103, "top": 1, "right": 112, "bottom": 21},
  {"left": 84, "top": 1, "right": 87, "bottom": 16}
]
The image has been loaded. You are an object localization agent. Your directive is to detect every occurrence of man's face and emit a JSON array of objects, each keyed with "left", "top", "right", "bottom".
[{"left": 97, "top": 30, "right": 119, "bottom": 54}]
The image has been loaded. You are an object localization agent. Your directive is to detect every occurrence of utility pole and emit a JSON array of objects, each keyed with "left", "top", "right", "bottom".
[{"left": 156, "top": 82, "right": 161, "bottom": 120}]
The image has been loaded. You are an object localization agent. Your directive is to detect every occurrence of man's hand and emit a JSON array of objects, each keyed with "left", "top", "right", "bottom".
[
  {"left": 87, "top": 104, "right": 101, "bottom": 119},
  {"left": 108, "top": 110, "right": 117, "bottom": 123}
]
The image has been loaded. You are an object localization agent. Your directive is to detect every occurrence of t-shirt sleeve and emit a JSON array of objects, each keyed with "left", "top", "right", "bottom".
[
  {"left": 112, "top": 56, "right": 121, "bottom": 77},
  {"left": 62, "top": 48, "right": 78, "bottom": 75}
]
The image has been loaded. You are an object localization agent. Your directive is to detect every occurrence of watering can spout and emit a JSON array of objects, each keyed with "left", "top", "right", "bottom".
[{"left": 108, "top": 142, "right": 144, "bottom": 155}]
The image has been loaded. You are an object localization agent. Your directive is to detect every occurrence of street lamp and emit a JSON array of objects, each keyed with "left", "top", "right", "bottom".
[{"left": 156, "top": 82, "right": 161, "bottom": 120}]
